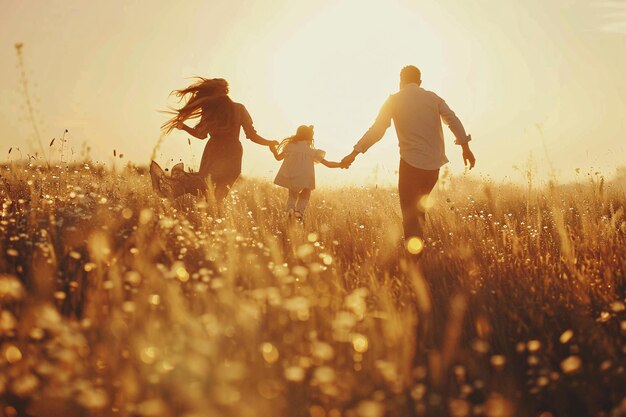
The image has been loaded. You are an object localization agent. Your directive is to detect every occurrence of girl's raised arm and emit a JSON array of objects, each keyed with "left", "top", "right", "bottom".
[{"left": 313, "top": 149, "right": 343, "bottom": 168}]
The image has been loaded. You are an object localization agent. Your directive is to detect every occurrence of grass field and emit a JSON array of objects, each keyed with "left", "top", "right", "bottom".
[{"left": 0, "top": 162, "right": 625, "bottom": 417}]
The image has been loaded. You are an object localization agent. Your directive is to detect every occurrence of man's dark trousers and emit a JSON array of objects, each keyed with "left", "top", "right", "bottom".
[{"left": 398, "top": 158, "right": 439, "bottom": 241}]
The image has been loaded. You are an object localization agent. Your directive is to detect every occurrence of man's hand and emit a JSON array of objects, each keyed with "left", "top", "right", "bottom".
[
  {"left": 461, "top": 144, "right": 475, "bottom": 170},
  {"left": 340, "top": 150, "right": 359, "bottom": 169}
]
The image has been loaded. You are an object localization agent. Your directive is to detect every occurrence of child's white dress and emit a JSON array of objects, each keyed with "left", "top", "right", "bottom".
[{"left": 274, "top": 141, "right": 326, "bottom": 190}]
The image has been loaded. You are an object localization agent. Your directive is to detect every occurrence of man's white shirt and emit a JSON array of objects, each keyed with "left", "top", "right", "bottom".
[{"left": 354, "top": 83, "right": 471, "bottom": 170}]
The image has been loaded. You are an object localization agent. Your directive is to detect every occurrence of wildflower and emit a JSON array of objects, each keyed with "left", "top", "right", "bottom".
[
  {"left": 0, "top": 274, "right": 25, "bottom": 302},
  {"left": 560, "top": 356, "right": 582, "bottom": 375}
]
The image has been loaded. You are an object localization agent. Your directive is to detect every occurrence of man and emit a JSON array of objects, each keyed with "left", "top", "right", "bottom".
[{"left": 341, "top": 65, "right": 476, "bottom": 252}]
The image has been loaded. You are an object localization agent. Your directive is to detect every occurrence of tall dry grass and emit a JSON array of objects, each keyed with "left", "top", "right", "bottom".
[{"left": 0, "top": 162, "right": 624, "bottom": 417}]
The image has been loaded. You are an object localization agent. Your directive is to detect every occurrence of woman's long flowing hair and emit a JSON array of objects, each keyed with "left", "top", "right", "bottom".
[
  {"left": 276, "top": 125, "right": 314, "bottom": 153},
  {"left": 161, "top": 77, "right": 235, "bottom": 135}
]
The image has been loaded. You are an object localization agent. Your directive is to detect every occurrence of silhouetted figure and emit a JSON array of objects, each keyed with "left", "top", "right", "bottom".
[
  {"left": 271, "top": 125, "right": 343, "bottom": 223},
  {"left": 341, "top": 66, "right": 476, "bottom": 251},
  {"left": 151, "top": 77, "right": 277, "bottom": 202}
]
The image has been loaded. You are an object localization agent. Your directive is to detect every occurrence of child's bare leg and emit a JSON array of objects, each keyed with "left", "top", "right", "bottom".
[
  {"left": 287, "top": 189, "right": 299, "bottom": 211},
  {"left": 295, "top": 189, "right": 311, "bottom": 214}
]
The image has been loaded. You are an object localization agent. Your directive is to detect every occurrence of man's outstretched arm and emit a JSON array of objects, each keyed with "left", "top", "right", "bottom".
[
  {"left": 439, "top": 99, "right": 475, "bottom": 169},
  {"left": 341, "top": 97, "right": 392, "bottom": 167}
]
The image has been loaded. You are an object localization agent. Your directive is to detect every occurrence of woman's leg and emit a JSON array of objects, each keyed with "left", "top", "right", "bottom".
[
  {"left": 295, "top": 189, "right": 311, "bottom": 213},
  {"left": 212, "top": 176, "right": 238, "bottom": 207},
  {"left": 214, "top": 183, "right": 231, "bottom": 202},
  {"left": 198, "top": 179, "right": 230, "bottom": 217}
]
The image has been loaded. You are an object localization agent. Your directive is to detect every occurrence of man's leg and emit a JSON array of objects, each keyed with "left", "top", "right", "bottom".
[
  {"left": 398, "top": 160, "right": 441, "bottom": 393},
  {"left": 398, "top": 159, "right": 439, "bottom": 243}
]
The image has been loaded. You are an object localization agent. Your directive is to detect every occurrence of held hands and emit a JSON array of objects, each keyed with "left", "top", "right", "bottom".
[
  {"left": 268, "top": 141, "right": 280, "bottom": 160},
  {"left": 267, "top": 140, "right": 279, "bottom": 152},
  {"left": 339, "top": 151, "right": 359, "bottom": 169},
  {"left": 339, "top": 158, "right": 353, "bottom": 169}
]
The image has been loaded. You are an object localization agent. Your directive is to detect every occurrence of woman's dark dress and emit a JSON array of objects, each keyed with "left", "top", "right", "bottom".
[{"left": 151, "top": 102, "right": 259, "bottom": 198}]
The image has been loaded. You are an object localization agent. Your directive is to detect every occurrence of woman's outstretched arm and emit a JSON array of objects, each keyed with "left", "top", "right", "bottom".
[
  {"left": 241, "top": 104, "right": 278, "bottom": 147},
  {"left": 250, "top": 135, "right": 277, "bottom": 147}
]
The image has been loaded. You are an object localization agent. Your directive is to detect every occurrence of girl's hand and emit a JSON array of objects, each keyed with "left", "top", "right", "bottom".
[
  {"left": 175, "top": 121, "right": 185, "bottom": 130},
  {"left": 320, "top": 160, "right": 344, "bottom": 169},
  {"left": 270, "top": 140, "right": 280, "bottom": 148}
]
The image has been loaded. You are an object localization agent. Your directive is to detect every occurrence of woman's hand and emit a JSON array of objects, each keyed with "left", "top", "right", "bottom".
[
  {"left": 269, "top": 140, "right": 280, "bottom": 148},
  {"left": 269, "top": 143, "right": 284, "bottom": 161},
  {"left": 175, "top": 121, "right": 186, "bottom": 130}
]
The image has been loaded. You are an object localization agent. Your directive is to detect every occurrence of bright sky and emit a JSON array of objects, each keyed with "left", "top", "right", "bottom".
[{"left": 1, "top": 0, "right": 625, "bottom": 186}]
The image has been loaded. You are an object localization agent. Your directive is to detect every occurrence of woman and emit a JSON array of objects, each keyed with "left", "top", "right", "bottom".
[{"left": 151, "top": 77, "right": 277, "bottom": 201}]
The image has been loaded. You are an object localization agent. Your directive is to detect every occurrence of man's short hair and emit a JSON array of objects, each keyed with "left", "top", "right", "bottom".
[{"left": 400, "top": 65, "right": 421, "bottom": 84}]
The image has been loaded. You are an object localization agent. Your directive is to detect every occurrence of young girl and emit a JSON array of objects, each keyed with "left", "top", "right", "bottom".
[{"left": 271, "top": 125, "right": 342, "bottom": 221}]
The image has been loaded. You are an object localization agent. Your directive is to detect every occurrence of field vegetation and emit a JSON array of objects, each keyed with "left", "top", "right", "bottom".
[{"left": 0, "top": 161, "right": 625, "bottom": 417}]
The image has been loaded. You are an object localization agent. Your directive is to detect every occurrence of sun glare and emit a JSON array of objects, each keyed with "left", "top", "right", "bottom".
[{"left": 269, "top": 0, "right": 446, "bottom": 157}]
